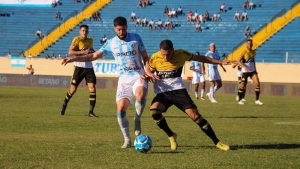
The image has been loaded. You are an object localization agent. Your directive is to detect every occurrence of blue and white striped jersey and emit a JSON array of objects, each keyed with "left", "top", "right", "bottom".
[
  {"left": 205, "top": 50, "right": 220, "bottom": 72},
  {"left": 190, "top": 60, "right": 203, "bottom": 74},
  {"left": 99, "top": 33, "right": 146, "bottom": 77}
]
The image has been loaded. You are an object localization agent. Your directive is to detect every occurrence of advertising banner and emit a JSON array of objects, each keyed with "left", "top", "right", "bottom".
[{"left": 0, "top": 0, "right": 52, "bottom": 7}]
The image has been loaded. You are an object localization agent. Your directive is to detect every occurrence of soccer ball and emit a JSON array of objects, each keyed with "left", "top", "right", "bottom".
[{"left": 134, "top": 134, "right": 152, "bottom": 153}]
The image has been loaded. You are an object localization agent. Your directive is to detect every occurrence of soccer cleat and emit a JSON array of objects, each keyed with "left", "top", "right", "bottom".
[
  {"left": 121, "top": 140, "right": 131, "bottom": 148},
  {"left": 88, "top": 112, "right": 98, "bottom": 117},
  {"left": 134, "top": 121, "right": 141, "bottom": 136},
  {"left": 216, "top": 141, "right": 230, "bottom": 151},
  {"left": 60, "top": 104, "right": 67, "bottom": 115},
  {"left": 236, "top": 95, "right": 239, "bottom": 101},
  {"left": 200, "top": 97, "right": 205, "bottom": 100},
  {"left": 255, "top": 100, "right": 263, "bottom": 105},
  {"left": 238, "top": 100, "right": 245, "bottom": 105},
  {"left": 168, "top": 133, "right": 178, "bottom": 150},
  {"left": 196, "top": 97, "right": 199, "bottom": 100},
  {"left": 241, "top": 98, "right": 246, "bottom": 102},
  {"left": 211, "top": 99, "right": 218, "bottom": 103},
  {"left": 206, "top": 93, "right": 212, "bottom": 101}
]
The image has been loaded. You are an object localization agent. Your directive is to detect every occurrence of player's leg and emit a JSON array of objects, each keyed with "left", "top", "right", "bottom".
[
  {"left": 209, "top": 81, "right": 217, "bottom": 102},
  {"left": 213, "top": 71, "right": 222, "bottom": 93},
  {"left": 200, "top": 74, "right": 206, "bottom": 100},
  {"left": 174, "top": 89, "right": 229, "bottom": 150},
  {"left": 237, "top": 73, "right": 248, "bottom": 104},
  {"left": 116, "top": 77, "right": 134, "bottom": 148},
  {"left": 150, "top": 93, "right": 177, "bottom": 150},
  {"left": 86, "top": 68, "right": 98, "bottom": 117},
  {"left": 251, "top": 73, "right": 263, "bottom": 105},
  {"left": 60, "top": 67, "right": 83, "bottom": 115},
  {"left": 236, "top": 76, "right": 241, "bottom": 101},
  {"left": 132, "top": 79, "right": 148, "bottom": 136},
  {"left": 192, "top": 74, "right": 200, "bottom": 100}
]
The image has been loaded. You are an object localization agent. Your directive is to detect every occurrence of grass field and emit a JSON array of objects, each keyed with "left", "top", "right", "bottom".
[{"left": 0, "top": 85, "right": 300, "bottom": 169}]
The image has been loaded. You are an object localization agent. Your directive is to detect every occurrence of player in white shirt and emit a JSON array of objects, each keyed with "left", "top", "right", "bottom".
[
  {"left": 190, "top": 52, "right": 206, "bottom": 100},
  {"left": 61, "top": 16, "right": 159, "bottom": 148},
  {"left": 205, "top": 43, "right": 226, "bottom": 103}
]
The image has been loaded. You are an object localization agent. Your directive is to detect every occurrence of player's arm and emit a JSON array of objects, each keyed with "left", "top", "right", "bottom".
[
  {"left": 232, "top": 62, "right": 239, "bottom": 68},
  {"left": 220, "top": 64, "right": 226, "bottom": 72},
  {"left": 192, "top": 54, "right": 229, "bottom": 65},
  {"left": 68, "top": 45, "right": 89, "bottom": 56},
  {"left": 237, "top": 55, "right": 249, "bottom": 72},
  {"left": 62, "top": 50, "right": 104, "bottom": 65},
  {"left": 141, "top": 50, "right": 159, "bottom": 80}
]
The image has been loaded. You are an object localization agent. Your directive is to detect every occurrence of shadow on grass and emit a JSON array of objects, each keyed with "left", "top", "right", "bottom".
[
  {"left": 178, "top": 144, "right": 300, "bottom": 150},
  {"left": 149, "top": 151, "right": 184, "bottom": 154}
]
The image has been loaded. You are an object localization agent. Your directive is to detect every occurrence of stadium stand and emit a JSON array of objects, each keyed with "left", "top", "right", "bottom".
[{"left": 0, "top": 0, "right": 299, "bottom": 63}]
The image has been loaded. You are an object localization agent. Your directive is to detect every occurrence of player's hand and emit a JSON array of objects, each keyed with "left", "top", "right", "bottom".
[
  {"left": 244, "top": 66, "right": 250, "bottom": 72},
  {"left": 61, "top": 58, "right": 73, "bottom": 66},
  {"left": 202, "top": 71, "right": 206, "bottom": 75},
  {"left": 223, "top": 68, "right": 226, "bottom": 72}
]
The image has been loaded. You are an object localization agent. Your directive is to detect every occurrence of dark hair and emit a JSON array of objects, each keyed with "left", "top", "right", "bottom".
[
  {"left": 114, "top": 16, "right": 127, "bottom": 27},
  {"left": 195, "top": 51, "right": 200, "bottom": 55},
  {"left": 246, "top": 39, "right": 252, "bottom": 43},
  {"left": 80, "top": 24, "right": 89, "bottom": 30},
  {"left": 160, "top": 40, "right": 173, "bottom": 50}
]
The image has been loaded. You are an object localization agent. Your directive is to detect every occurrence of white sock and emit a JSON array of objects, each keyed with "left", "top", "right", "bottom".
[
  {"left": 195, "top": 92, "right": 198, "bottom": 98},
  {"left": 134, "top": 99, "right": 146, "bottom": 122},
  {"left": 210, "top": 86, "right": 214, "bottom": 99},
  {"left": 117, "top": 112, "right": 130, "bottom": 142},
  {"left": 200, "top": 89, "right": 204, "bottom": 97}
]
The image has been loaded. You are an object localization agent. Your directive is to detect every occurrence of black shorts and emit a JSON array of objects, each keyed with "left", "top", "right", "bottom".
[
  {"left": 241, "top": 71, "right": 257, "bottom": 83},
  {"left": 71, "top": 66, "right": 96, "bottom": 86},
  {"left": 151, "top": 89, "right": 197, "bottom": 113}
]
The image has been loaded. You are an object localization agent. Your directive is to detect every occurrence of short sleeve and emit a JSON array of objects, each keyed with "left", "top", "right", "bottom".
[
  {"left": 99, "top": 40, "right": 111, "bottom": 55},
  {"left": 137, "top": 34, "right": 146, "bottom": 52},
  {"left": 71, "top": 37, "right": 79, "bottom": 48}
]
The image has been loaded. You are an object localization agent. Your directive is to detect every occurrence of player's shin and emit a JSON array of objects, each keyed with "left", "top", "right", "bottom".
[
  {"left": 238, "top": 86, "right": 245, "bottom": 101},
  {"left": 89, "top": 92, "right": 96, "bottom": 113},
  {"left": 117, "top": 112, "right": 131, "bottom": 142},
  {"left": 134, "top": 99, "right": 146, "bottom": 121},
  {"left": 64, "top": 91, "right": 73, "bottom": 105},
  {"left": 150, "top": 109, "right": 174, "bottom": 137},
  {"left": 194, "top": 116, "right": 219, "bottom": 144},
  {"left": 255, "top": 86, "right": 260, "bottom": 100}
]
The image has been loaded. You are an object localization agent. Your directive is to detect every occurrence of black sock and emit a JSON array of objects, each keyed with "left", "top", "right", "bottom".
[
  {"left": 255, "top": 86, "right": 260, "bottom": 100},
  {"left": 152, "top": 113, "right": 174, "bottom": 137},
  {"left": 63, "top": 91, "right": 73, "bottom": 105},
  {"left": 197, "top": 118, "right": 219, "bottom": 145},
  {"left": 238, "top": 87, "right": 245, "bottom": 101},
  {"left": 89, "top": 92, "right": 96, "bottom": 113}
]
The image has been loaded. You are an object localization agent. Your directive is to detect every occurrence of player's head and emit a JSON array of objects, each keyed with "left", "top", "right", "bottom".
[
  {"left": 195, "top": 51, "right": 200, "bottom": 56},
  {"left": 246, "top": 39, "right": 253, "bottom": 49},
  {"left": 209, "top": 43, "right": 216, "bottom": 52},
  {"left": 114, "top": 16, "right": 128, "bottom": 40},
  {"left": 79, "top": 24, "right": 89, "bottom": 38},
  {"left": 159, "top": 39, "right": 174, "bottom": 62}
]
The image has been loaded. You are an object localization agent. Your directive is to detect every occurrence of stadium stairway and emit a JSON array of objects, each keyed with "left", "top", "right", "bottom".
[
  {"left": 23, "top": 0, "right": 111, "bottom": 57},
  {"left": 226, "top": 1, "right": 300, "bottom": 61}
]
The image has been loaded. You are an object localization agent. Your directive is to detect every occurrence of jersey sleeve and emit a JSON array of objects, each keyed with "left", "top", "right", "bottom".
[
  {"left": 71, "top": 37, "right": 79, "bottom": 48},
  {"left": 180, "top": 49, "right": 193, "bottom": 61},
  {"left": 190, "top": 61, "right": 195, "bottom": 67},
  {"left": 149, "top": 54, "right": 156, "bottom": 70},
  {"left": 205, "top": 51, "right": 210, "bottom": 57},
  {"left": 99, "top": 40, "right": 111, "bottom": 55},
  {"left": 137, "top": 34, "right": 146, "bottom": 52},
  {"left": 240, "top": 49, "right": 246, "bottom": 57}
]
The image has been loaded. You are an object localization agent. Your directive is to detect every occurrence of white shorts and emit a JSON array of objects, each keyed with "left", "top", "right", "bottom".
[
  {"left": 237, "top": 69, "right": 242, "bottom": 78},
  {"left": 208, "top": 71, "right": 221, "bottom": 81},
  {"left": 192, "top": 73, "right": 205, "bottom": 84},
  {"left": 116, "top": 76, "right": 148, "bottom": 104}
]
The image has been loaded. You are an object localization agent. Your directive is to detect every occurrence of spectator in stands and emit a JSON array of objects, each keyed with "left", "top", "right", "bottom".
[
  {"left": 65, "top": 54, "right": 69, "bottom": 58},
  {"left": 168, "top": 21, "right": 175, "bottom": 29},
  {"left": 58, "top": 54, "right": 62, "bottom": 59},
  {"left": 45, "top": 54, "right": 50, "bottom": 59},
  {"left": 35, "top": 29, "right": 42, "bottom": 39},
  {"left": 198, "top": 14, "right": 204, "bottom": 23},
  {"left": 249, "top": 0, "right": 254, "bottom": 9},
  {"left": 20, "top": 51, "right": 26, "bottom": 58},
  {"left": 83, "top": 0, "right": 88, "bottom": 3},
  {"left": 137, "top": 0, "right": 145, "bottom": 8},
  {"left": 89, "top": 12, "right": 96, "bottom": 21},
  {"left": 141, "top": 17, "right": 147, "bottom": 27},
  {"left": 177, "top": 6, "right": 183, "bottom": 16},
  {"left": 241, "top": 10, "right": 248, "bottom": 21},
  {"left": 164, "top": 19, "right": 170, "bottom": 29},
  {"left": 27, "top": 65, "right": 34, "bottom": 75},
  {"left": 204, "top": 11, "right": 210, "bottom": 21},
  {"left": 233, "top": 11, "right": 240, "bottom": 21},
  {"left": 144, "top": 0, "right": 150, "bottom": 6},
  {"left": 51, "top": 53, "right": 56, "bottom": 59},
  {"left": 130, "top": 11, "right": 136, "bottom": 21},
  {"left": 243, "top": 0, "right": 249, "bottom": 9},
  {"left": 74, "top": 0, "right": 78, "bottom": 3},
  {"left": 193, "top": 11, "right": 199, "bottom": 22},
  {"left": 52, "top": 0, "right": 57, "bottom": 7},
  {"left": 100, "top": 35, "right": 107, "bottom": 45},
  {"left": 217, "top": 12, "right": 222, "bottom": 21},
  {"left": 212, "top": 13, "right": 217, "bottom": 21},
  {"left": 187, "top": 11, "right": 193, "bottom": 22},
  {"left": 148, "top": 19, "right": 154, "bottom": 29},
  {"left": 7, "top": 52, "right": 12, "bottom": 58},
  {"left": 219, "top": 2, "right": 226, "bottom": 13},
  {"left": 195, "top": 22, "right": 202, "bottom": 32},
  {"left": 244, "top": 26, "right": 251, "bottom": 38},
  {"left": 134, "top": 17, "right": 141, "bottom": 26},
  {"left": 163, "top": 6, "right": 169, "bottom": 16},
  {"left": 156, "top": 19, "right": 163, "bottom": 29},
  {"left": 28, "top": 53, "right": 32, "bottom": 59},
  {"left": 95, "top": 11, "right": 101, "bottom": 21},
  {"left": 56, "top": 10, "right": 61, "bottom": 20}
]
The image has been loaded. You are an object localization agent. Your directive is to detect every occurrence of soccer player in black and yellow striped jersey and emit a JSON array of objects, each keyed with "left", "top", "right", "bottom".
[
  {"left": 141, "top": 39, "right": 230, "bottom": 151},
  {"left": 237, "top": 39, "right": 263, "bottom": 105},
  {"left": 60, "top": 24, "right": 98, "bottom": 117}
]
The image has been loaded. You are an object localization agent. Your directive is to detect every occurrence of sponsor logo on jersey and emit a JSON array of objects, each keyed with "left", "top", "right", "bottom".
[
  {"left": 116, "top": 50, "right": 137, "bottom": 57},
  {"left": 123, "top": 66, "right": 142, "bottom": 72}
]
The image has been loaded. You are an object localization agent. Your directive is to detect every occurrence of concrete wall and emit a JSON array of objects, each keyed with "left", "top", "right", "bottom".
[{"left": 1, "top": 57, "right": 299, "bottom": 83}]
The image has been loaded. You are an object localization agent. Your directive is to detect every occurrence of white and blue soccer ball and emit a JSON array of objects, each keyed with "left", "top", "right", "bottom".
[{"left": 134, "top": 134, "right": 152, "bottom": 153}]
